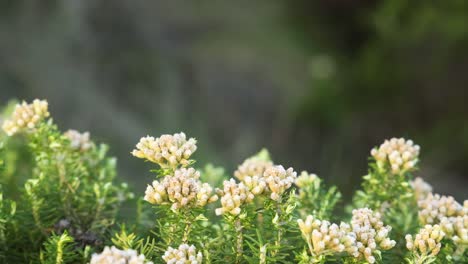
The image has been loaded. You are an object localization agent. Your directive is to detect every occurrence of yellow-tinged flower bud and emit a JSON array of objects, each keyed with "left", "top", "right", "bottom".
[
  {"left": 216, "top": 178, "right": 254, "bottom": 216},
  {"left": 132, "top": 132, "right": 197, "bottom": 168},
  {"left": 370, "top": 137, "right": 419, "bottom": 174},
  {"left": 2, "top": 99, "right": 49, "bottom": 136},
  {"left": 144, "top": 168, "right": 217, "bottom": 211},
  {"left": 162, "top": 244, "right": 202, "bottom": 264},
  {"left": 64, "top": 130, "right": 92, "bottom": 151},
  {"left": 90, "top": 246, "right": 153, "bottom": 264},
  {"left": 405, "top": 225, "right": 445, "bottom": 257}
]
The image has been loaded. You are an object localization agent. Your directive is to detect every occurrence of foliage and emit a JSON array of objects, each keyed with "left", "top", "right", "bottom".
[
  {"left": 0, "top": 100, "right": 132, "bottom": 263},
  {"left": 0, "top": 99, "right": 466, "bottom": 263}
]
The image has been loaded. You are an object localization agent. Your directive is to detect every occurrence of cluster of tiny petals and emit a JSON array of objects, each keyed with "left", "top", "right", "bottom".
[
  {"left": 418, "top": 193, "right": 464, "bottom": 225},
  {"left": 2, "top": 99, "right": 49, "bottom": 136},
  {"left": 295, "top": 171, "right": 318, "bottom": 188},
  {"left": 64, "top": 129, "right": 92, "bottom": 151},
  {"left": 242, "top": 175, "right": 267, "bottom": 195},
  {"left": 234, "top": 157, "right": 273, "bottom": 181},
  {"left": 370, "top": 137, "right": 420, "bottom": 174},
  {"left": 410, "top": 177, "right": 433, "bottom": 201},
  {"left": 144, "top": 168, "right": 217, "bottom": 211},
  {"left": 350, "top": 208, "right": 396, "bottom": 263},
  {"left": 162, "top": 244, "right": 202, "bottom": 264},
  {"left": 263, "top": 165, "right": 297, "bottom": 201},
  {"left": 132, "top": 132, "right": 197, "bottom": 168},
  {"left": 419, "top": 194, "right": 467, "bottom": 250},
  {"left": 215, "top": 178, "right": 254, "bottom": 216},
  {"left": 90, "top": 246, "right": 153, "bottom": 264},
  {"left": 298, "top": 215, "right": 357, "bottom": 257},
  {"left": 405, "top": 225, "right": 445, "bottom": 257},
  {"left": 442, "top": 215, "right": 467, "bottom": 247}
]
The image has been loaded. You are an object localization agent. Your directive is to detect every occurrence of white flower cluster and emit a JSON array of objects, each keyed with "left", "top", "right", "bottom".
[
  {"left": 297, "top": 209, "right": 395, "bottom": 263},
  {"left": 349, "top": 208, "right": 396, "bottom": 263},
  {"left": 162, "top": 244, "right": 202, "bottom": 264},
  {"left": 144, "top": 168, "right": 218, "bottom": 211},
  {"left": 418, "top": 193, "right": 464, "bottom": 225},
  {"left": 132, "top": 133, "right": 197, "bottom": 168},
  {"left": 263, "top": 165, "right": 297, "bottom": 201},
  {"left": 234, "top": 157, "right": 273, "bottom": 181},
  {"left": 295, "top": 171, "right": 318, "bottom": 188},
  {"left": 418, "top": 193, "right": 467, "bottom": 252},
  {"left": 410, "top": 177, "right": 433, "bottom": 201},
  {"left": 370, "top": 137, "right": 420, "bottom": 174},
  {"left": 235, "top": 155, "right": 297, "bottom": 199},
  {"left": 65, "top": 130, "right": 92, "bottom": 151},
  {"left": 215, "top": 178, "right": 254, "bottom": 216},
  {"left": 441, "top": 214, "right": 467, "bottom": 248},
  {"left": 297, "top": 215, "right": 357, "bottom": 257},
  {"left": 405, "top": 225, "right": 445, "bottom": 258},
  {"left": 90, "top": 246, "right": 153, "bottom": 264},
  {"left": 2, "top": 99, "right": 49, "bottom": 136},
  {"left": 216, "top": 156, "right": 297, "bottom": 216}
]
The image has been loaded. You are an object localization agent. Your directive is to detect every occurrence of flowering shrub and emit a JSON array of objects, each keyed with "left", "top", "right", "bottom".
[{"left": 0, "top": 99, "right": 466, "bottom": 263}]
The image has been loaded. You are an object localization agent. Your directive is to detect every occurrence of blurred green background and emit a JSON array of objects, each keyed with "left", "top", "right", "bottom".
[{"left": 0, "top": 0, "right": 467, "bottom": 200}]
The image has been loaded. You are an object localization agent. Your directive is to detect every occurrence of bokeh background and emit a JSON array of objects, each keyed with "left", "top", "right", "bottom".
[{"left": 1, "top": 0, "right": 467, "bottom": 200}]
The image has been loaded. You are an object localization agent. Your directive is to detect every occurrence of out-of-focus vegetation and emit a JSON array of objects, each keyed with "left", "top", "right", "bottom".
[{"left": 0, "top": 0, "right": 467, "bottom": 201}]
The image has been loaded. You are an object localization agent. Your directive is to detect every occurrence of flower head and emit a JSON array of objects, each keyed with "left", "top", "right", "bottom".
[
  {"left": 215, "top": 178, "right": 254, "bottom": 216},
  {"left": 263, "top": 165, "right": 297, "bottom": 201},
  {"left": 349, "top": 208, "right": 396, "bottom": 263},
  {"left": 417, "top": 193, "right": 467, "bottom": 254},
  {"left": 418, "top": 193, "right": 464, "bottom": 225},
  {"left": 370, "top": 137, "right": 420, "bottom": 174},
  {"left": 234, "top": 156, "right": 273, "bottom": 181},
  {"left": 298, "top": 215, "right": 357, "bottom": 257},
  {"left": 406, "top": 225, "right": 445, "bottom": 257},
  {"left": 2, "top": 99, "right": 49, "bottom": 136},
  {"left": 295, "top": 171, "right": 318, "bottom": 188},
  {"left": 242, "top": 175, "right": 267, "bottom": 195},
  {"left": 410, "top": 177, "right": 433, "bottom": 201},
  {"left": 64, "top": 130, "right": 92, "bottom": 151},
  {"left": 442, "top": 215, "right": 467, "bottom": 249},
  {"left": 90, "top": 246, "right": 153, "bottom": 264},
  {"left": 132, "top": 133, "right": 197, "bottom": 168},
  {"left": 144, "top": 168, "right": 217, "bottom": 211},
  {"left": 162, "top": 244, "right": 202, "bottom": 264}
]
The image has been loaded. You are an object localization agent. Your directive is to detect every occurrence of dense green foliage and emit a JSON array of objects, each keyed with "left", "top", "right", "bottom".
[
  {"left": 0, "top": 99, "right": 466, "bottom": 263},
  {"left": 0, "top": 101, "right": 132, "bottom": 263}
]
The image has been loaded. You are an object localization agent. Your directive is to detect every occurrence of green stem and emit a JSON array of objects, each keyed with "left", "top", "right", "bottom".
[
  {"left": 272, "top": 201, "right": 283, "bottom": 258},
  {"left": 182, "top": 210, "right": 193, "bottom": 243},
  {"left": 182, "top": 220, "right": 192, "bottom": 243},
  {"left": 234, "top": 218, "right": 243, "bottom": 264}
]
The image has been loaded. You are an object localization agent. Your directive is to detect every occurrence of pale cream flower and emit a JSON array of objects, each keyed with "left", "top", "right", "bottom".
[
  {"left": 298, "top": 215, "right": 357, "bottom": 258},
  {"left": 295, "top": 171, "right": 318, "bottom": 188},
  {"left": 263, "top": 165, "right": 297, "bottom": 201},
  {"left": 144, "top": 168, "right": 217, "bottom": 211},
  {"left": 417, "top": 193, "right": 467, "bottom": 255},
  {"left": 90, "top": 246, "right": 153, "bottom": 264},
  {"left": 349, "top": 208, "right": 396, "bottom": 264},
  {"left": 370, "top": 137, "right": 420, "bottom": 174},
  {"left": 234, "top": 156, "right": 273, "bottom": 181},
  {"left": 410, "top": 177, "right": 433, "bottom": 201},
  {"left": 439, "top": 215, "right": 467, "bottom": 253},
  {"left": 2, "top": 99, "right": 49, "bottom": 136},
  {"left": 162, "top": 244, "right": 202, "bottom": 264},
  {"left": 447, "top": 215, "right": 467, "bottom": 249},
  {"left": 132, "top": 133, "right": 197, "bottom": 168},
  {"left": 65, "top": 130, "right": 92, "bottom": 151},
  {"left": 418, "top": 193, "right": 464, "bottom": 225},
  {"left": 406, "top": 225, "right": 445, "bottom": 257},
  {"left": 242, "top": 175, "right": 267, "bottom": 195},
  {"left": 215, "top": 178, "right": 254, "bottom": 216}
]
